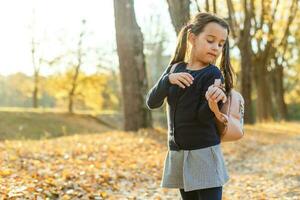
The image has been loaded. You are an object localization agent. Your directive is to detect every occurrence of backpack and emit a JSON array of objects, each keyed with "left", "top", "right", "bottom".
[{"left": 214, "top": 86, "right": 245, "bottom": 142}]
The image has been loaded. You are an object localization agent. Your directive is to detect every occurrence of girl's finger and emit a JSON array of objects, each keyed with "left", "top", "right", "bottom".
[
  {"left": 177, "top": 76, "right": 191, "bottom": 87},
  {"left": 209, "top": 86, "right": 225, "bottom": 98},
  {"left": 176, "top": 80, "right": 185, "bottom": 88},
  {"left": 222, "top": 95, "right": 227, "bottom": 103},
  {"left": 211, "top": 89, "right": 222, "bottom": 100},
  {"left": 207, "top": 85, "right": 214, "bottom": 92},
  {"left": 187, "top": 73, "right": 195, "bottom": 81},
  {"left": 180, "top": 75, "right": 193, "bottom": 85},
  {"left": 180, "top": 73, "right": 194, "bottom": 84},
  {"left": 206, "top": 86, "right": 214, "bottom": 98},
  {"left": 214, "top": 87, "right": 227, "bottom": 103},
  {"left": 181, "top": 72, "right": 194, "bottom": 81},
  {"left": 207, "top": 86, "right": 219, "bottom": 97},
  {"left": 206, "top": 90, "right": 215, "bottom": 100},
  {"left": 206, "top": 86, "right": 214, "bottom": 97},
  {"left": 212, "top": 91, "right": 222, "bottom": 101},
  {"left": 215, "top": 93, "right": 225, "bottom": 103}
]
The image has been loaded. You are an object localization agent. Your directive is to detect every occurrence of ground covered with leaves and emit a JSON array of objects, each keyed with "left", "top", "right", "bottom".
[{"left": 0, "top": 122, "right": 300, "bottom": 199}]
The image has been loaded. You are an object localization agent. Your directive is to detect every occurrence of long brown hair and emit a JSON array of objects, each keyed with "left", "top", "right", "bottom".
[{"left": 169, "top": 12, "right": 234, "bottom": 93}]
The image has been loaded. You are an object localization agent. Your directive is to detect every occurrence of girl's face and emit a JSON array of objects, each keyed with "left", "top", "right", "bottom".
[{"left": 188, "top": 22, "right": 228, "bottom": 65}]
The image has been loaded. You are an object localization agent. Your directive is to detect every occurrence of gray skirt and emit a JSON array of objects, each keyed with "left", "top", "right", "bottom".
[{"left": 160, "top": 143, "right": 230, "bottom": 192}]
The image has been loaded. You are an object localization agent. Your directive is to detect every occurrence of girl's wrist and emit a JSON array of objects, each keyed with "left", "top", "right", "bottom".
[{"left": 214, "top": 111, "right": 227, "bottom": 124}]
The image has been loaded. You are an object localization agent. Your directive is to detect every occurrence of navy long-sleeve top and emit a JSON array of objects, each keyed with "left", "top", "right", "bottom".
[{"left": 145, "top": 61, "right": 225, "bottom": 151}]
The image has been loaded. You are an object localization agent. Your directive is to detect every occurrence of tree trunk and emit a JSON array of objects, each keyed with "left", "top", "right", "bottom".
[
  {"left": 238, "top": 42, "right": 254, "bottom": 124},
  {"left": 31, "top": 38, "right": 39, "bottom": 108},
  {"left": 33, "top": 71, "right": 39, "bottom": 108},
  {"left": 236, "top": 0, "right": 255, "bottom": 124},
  {"left": 68, "top": 93, "right": 74, "bottom": 113},
  {"left": 253, "top": 61, "right": 273, "bottom": 122},
  {"left": 166, "top": 0, "right": 190, "bottom": 35},
  {"left": 213, "top": 0, "right": 217, "bottom": 13},
  {"left": 205, "top": 0, "right": 210, "bottom": 12},
  {"left": 114, "top": 0, "right": 152, "bottom": 131},
  {"left": 68, "top": 64, "right": 80, "bottom": 113},
  {"left": 272, "top": 65, "right": 287, "bottom": 120}
]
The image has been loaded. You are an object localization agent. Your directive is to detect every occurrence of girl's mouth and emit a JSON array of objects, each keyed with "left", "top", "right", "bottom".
[{"left": 207, "top": 53, "right": 217, "bottom": 57}]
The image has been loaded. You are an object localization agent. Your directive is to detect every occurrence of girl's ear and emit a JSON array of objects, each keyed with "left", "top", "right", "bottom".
[{"left": 187, "top": 32, "right": 196, "bottom": 46}]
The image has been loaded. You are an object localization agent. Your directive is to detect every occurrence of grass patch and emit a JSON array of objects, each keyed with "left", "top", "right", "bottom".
[{"left": 0, "top": 110, "right": 111, "bottom": 140}]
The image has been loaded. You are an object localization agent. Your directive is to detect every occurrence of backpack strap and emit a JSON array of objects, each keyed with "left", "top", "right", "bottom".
[{"left": 169, "top": 62, "right": 183, "bottom": 73}]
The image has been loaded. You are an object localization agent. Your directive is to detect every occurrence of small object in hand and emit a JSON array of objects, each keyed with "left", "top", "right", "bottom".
[
  {"left": 214, "top": 79, "right": 221, "bottom": 86},
  {"left": 213, "top": 79, "right": 226, "bottom": 103}
]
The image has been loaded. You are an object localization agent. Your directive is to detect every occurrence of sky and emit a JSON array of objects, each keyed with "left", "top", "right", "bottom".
[{"left": 0, "top": 0, "right": 175, "bottom": 76}]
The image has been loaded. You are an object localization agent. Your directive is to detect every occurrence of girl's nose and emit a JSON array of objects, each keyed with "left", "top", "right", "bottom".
[{"left": 211, "top": 43, "right": 218, "bottom": 51}]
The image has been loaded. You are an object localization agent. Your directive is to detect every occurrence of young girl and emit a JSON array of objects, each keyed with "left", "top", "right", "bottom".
[{"left": 146, "top": 12, "right": 234, "bottom": 200}]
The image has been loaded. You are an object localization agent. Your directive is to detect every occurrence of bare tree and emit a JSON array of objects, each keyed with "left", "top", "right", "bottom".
[
  {"left": 30, "top": 8, "right": 40, "bottom": 108},
  {"left": 30, "top": 8, "right": 63, "bottom": 109},
  {"left": 68, "top": 19, "right": 86, "bottom": 113},
  {"left": 113, "top": 0, "right": 152, "bottom": 131}
]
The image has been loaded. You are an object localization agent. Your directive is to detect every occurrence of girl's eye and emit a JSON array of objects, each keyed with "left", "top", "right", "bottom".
[
  {"left": 207, "top": 39, "right": 224, "bottom": 47},
  {"left": 207, "top": 40, "right": 224, "bottom": 47}
]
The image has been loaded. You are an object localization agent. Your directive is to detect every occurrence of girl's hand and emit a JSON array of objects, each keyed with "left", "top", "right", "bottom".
[
  {"left": 169, "top": 72, "right": 194, "bottom": 88},
  {"left": 205, "top": 79, "right": 227, "bottom": 104},
  {"left": 205, "top": 79, "right": 227, "bottom": 114}
]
